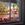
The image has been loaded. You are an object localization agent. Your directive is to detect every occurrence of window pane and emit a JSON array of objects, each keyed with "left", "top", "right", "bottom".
[
  {"left": 0, "top": 2, "right": 11, "bottom": 23},
  {"left": 11, "top": 3, "right": 20, "bottom": 21}
]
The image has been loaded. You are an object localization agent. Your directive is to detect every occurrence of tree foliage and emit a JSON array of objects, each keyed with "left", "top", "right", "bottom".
[{"left": 0, "top": 3, "right": 8, "bottom": 15}]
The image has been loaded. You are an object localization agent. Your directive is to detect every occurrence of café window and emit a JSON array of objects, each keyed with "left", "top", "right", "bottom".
[{"left": 0, "top": 0, "right": 24, "bottom": 24}]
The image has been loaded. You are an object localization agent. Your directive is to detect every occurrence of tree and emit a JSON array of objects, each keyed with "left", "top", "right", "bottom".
[{"left": 0, "top": 3, "right": 8, "bottom": 15}]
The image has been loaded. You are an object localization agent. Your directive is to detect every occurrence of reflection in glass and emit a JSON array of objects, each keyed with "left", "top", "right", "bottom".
[
  {"left": 11, "top": 3, "right": 20, "bottom": 21},
  {"left": 0, "top": 2, "right": 11, "bottom": 22},
  {"left": 0, "top": 0, "right": 20, "bottom": 23}
]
